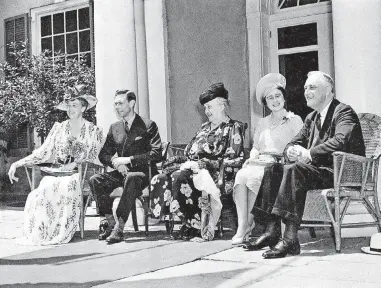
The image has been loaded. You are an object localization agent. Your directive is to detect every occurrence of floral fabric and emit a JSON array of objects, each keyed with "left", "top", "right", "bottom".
[
  {"left": 150, "top": 118, "right": 245, "bottom": 235},
  {"left": 18, "top": 120, "right": 103, "bottom": 245}
]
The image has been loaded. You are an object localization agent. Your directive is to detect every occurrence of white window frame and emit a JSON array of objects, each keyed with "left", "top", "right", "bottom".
[{"left": 30, "top": 0, "right": 89, "bottom": 57}]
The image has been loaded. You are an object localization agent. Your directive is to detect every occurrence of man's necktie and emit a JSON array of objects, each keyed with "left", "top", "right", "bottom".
[
  {"left": 315, "top": 113, "right": 322, "bottom": 131},
  {"left": 124, "top": 121, "right": 130, "bottom": 133}
]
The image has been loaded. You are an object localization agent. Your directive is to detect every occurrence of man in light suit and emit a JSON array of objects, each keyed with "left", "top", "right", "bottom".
[
  {"left": 244, "top": 71, "right": 365, "bottom": 258},
  {"left": 89, "top": 89, "right": 162, "bottom": 244}
]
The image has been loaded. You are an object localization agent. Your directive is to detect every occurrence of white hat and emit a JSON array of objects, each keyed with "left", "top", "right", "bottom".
[
  {"left": 361, "top": 233, "right": 381, "bottom": 255},
  {"left": 256, "top": 73, "right": 286, "bottom": 105},
  {"left": 56, "top": 84, "right": 97, "bottom": 111}
]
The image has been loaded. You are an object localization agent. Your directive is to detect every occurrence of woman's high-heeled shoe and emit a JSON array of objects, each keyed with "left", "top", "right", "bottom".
[{"left": 231, "top": 228, "right": 251, "bottom": 245}]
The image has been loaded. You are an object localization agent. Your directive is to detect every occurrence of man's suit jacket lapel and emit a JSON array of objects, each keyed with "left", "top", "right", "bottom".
[
  {"left": 308, "top": 111, "right": 319, "bottom": 149},
  {"left": 308, "top": 99, "right": 340, "bottom": 149},
  {"left": 320, "top": 99, "right": 339, "bottom": 141},
  {"left": 122, "top": 114, "right": 145, "bottom": 156}
]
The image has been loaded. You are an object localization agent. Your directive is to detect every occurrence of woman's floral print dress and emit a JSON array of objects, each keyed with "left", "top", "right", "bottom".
[
  {"left": 17, "top": 120, "right": 103, "bottom": 245},
  {"left": 150, "top": 118, "right": 245, "bottom": 233}
]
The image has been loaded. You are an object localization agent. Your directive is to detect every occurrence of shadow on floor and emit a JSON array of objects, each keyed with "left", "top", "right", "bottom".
[
  {"left": 0, "top": 280, "right": 108, "bottom": 288},
  {"left": 0, "top": 253, "right": 101, "bottom": 266}
]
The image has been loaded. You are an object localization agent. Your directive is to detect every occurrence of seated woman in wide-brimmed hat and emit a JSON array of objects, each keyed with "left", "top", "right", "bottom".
[
  {"left": 150, "top": 83, "right": 245, "bottom": 241},
  {"left": 231, "top": 73, "right": 303, "bottom": 245},
  {"left": 8, "top": 85, "right": 104, "bottom": 245}
]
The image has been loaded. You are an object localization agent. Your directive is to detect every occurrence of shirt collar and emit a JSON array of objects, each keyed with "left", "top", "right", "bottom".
[
  {"left": 123, "top": 113, "right": 136, "bottom": 129},
  {"left": 319, "top": 99, "right": 333, "bottom": 124}
]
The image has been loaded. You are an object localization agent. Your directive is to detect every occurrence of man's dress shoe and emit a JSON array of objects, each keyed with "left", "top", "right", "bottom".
[
  {"left": 106, "top": 229, "right": 124, "bottom": 244},
  {"left": 242, "top": 233, "right": 280, "bottom": 251},
  {"left": 98, "top": 220, "right": 112, "bottom": 241},
  {"left": 262, "top": 238, "right": 301, "bottom": 259}
]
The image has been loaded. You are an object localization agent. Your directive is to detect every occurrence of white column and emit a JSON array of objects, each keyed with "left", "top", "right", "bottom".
[
  {"left": 134, "top": 0, "right": 150, "bottom": 118},
  {"left": 94, "top": 0, "right": 138, "bottom": 132},
  {"left": 145, "top": 0, "right": 170, "bottom": 142},
  {"left": 246, "top": 0, "right": 270, "bottom": 144},
  {"left": 332, "top": 0, "right": 381, "bottom": 115}
]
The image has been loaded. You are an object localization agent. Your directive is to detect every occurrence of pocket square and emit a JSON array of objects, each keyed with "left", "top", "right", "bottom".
[{"left": 135, "top": 136, "right": 143, "bottom": 141}]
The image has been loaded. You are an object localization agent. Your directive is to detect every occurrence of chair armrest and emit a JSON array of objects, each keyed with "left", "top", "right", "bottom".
[{"left": 333, "top": 151, "right": 373, "bottom": 163}]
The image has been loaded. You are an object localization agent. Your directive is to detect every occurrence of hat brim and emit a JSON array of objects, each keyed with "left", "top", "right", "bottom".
[
  {"left": 361, "top": 247, "right": 381, "bottom": 255},
  {"left": 56, "top": 95, "right": 98, "bottom": 111},
  {"left": 256, "top": 73, "right": 286, "bottom": 106}
]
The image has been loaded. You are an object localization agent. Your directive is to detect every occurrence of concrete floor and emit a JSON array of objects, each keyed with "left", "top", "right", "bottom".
[{"left": 1, "top": 201, "right": 380, "bottom": 288}]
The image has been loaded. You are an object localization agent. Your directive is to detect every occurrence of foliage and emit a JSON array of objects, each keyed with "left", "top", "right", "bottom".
[{"left": 0, "top": 42, "right": 96, "bottom": 145}]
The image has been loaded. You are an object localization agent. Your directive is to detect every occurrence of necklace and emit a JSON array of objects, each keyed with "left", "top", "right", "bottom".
[{"left": 269, "top": 113, "right": 286, "bottom": 130}]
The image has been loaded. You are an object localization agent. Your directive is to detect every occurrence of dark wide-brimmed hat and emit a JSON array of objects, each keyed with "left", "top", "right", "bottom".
[
  {"left": 199, "top": 82, "right": 228, "bottom": 105},
  {"left": 256, "top": 73, "right": 286, "bottom": 106},
  {"left": 56, "top": 84, "right": 97, "bottom": 111},
  {"left": 361, "top": 233, "right": 381, "bottom": 255}
]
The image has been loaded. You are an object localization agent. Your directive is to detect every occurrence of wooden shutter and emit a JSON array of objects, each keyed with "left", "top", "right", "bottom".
[
  {"left": 4, "top": 14, "right": 31, "bottom": 151},
  {"left": 8, "top": 123, "right": 30, "bottom": 149},
  {"left": 4, "top": 14, "right": 28, "bottom": 63},
  {"left": 89, "top": 0, "right": 95, "bottom": 68}
]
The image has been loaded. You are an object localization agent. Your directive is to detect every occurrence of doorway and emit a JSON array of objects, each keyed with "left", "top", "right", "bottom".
[{"left": 270, "top": 13, "right": 334, "bottom": 120}]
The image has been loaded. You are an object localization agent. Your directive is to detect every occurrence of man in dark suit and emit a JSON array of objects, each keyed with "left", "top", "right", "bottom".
[
  {"left": 89, "top": 89, "right": 162, "bottom": 244},
  {"left": 244, "top": 71, "right": 365, "bottom": 258}
]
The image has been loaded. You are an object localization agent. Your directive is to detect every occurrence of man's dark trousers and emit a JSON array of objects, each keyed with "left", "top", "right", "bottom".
[{"left": 89, "top": 170, "right": 148, "bottom": 222}]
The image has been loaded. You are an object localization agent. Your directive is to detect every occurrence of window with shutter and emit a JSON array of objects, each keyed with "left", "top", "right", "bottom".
[
  {"left": 4, "top": 14, "right": 28, "bottom": 65},
  {"left": 4, "top": 14, "right": 31, "bottom": 151}
]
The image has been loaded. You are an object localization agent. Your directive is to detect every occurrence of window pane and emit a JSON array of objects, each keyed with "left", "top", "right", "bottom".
[
  {"left": 53, "top": 13, "right": 64, "bottom": 34},
  {"left": 80, "top": 53, "right": 91, "bottom": 67},
  {"left": 54, "top": 56, "right": 66, "bottom": 67},
  {"left": 54, "top": 35, "right": 65, "bottom": 54},
  {"left": 66, "top": 32, "right": 78, "bottom": 54},
  {"left": 78, "top": 8, "right": 90, "bottom": 30},
  {"left": 79, "top": 30, "right": 90, "bottom": 52},
  {"left": 41, "top": 37, "right": 52, "bottom": 56},
  {"left": 278, "top": 23, "right": 317, "bottom": 49},
  {"left": 67, "top": 54, "right": 78, "bottom": 63},
  {"left": 41, "top": 15, "right": 52, "bottom": 37},
  {"left": 299, "top": 0, "right": 318, "bottom": 5},
  {"left": 278, "top": 51, "right": 318, "bottom": 120},
  {"left": 279, "top": 0, "right": 297, "bottom": 8},
  {"left": 66, "top": 10, "right": 77, "bottom": 32}
]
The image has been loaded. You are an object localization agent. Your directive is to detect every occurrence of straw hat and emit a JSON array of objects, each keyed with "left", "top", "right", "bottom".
[
  {"left": 361, "top": 233, "right": 381, "bottom": 255},
  {"left": 256, "top": 73, "right": 286, "bottom": 105},
  {"left": 56, "top": 84, "right": 97, "bottom": 111}
]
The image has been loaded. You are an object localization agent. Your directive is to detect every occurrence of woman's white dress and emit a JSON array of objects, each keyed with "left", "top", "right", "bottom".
[
  {"left": 234, "top": 112, "right": 303, "bottom": 196},
  {"left": 17, "top": 120, "right": 103, "bottom": 245}
]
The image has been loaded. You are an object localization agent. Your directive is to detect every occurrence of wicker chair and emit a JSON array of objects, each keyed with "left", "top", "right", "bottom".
[{"left": 302, "top": 113, "right": 381, "bottom": 252}]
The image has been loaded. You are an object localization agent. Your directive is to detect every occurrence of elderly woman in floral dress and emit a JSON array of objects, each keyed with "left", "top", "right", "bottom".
[
  {"left": 8, "top": 85, "right": 104, "bottom": 245},
  {"left": 231, "top": 73, "right": 303, "bottom": 245},
  {"left": 150, "top": 83, "right": 245, "bottom": 240}
]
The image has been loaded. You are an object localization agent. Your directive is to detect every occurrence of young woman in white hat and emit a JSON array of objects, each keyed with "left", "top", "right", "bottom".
[
  {"left": 8, "top": 85, "right": 104, "bottom": 245},
  {"left": 232, "top": 73, "right": 303, "bottom": 245}
]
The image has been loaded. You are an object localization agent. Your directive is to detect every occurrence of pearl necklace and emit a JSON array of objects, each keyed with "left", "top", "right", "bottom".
[{"left": 269, "top": 112, "right": 287, "bottom": 130}]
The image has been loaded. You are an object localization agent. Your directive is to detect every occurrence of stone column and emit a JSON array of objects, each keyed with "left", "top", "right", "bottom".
[
  {"left": 134, "top": 0, "right": 150, "bottom": 118},
  {"left": 93, "top": 0, "right": 138, "bottom": 132},
  {"left": 246, "top": 0, "right": 271, "bottom": 144},
  {"left": 332, "top": 0, "right": 381, "bottom": 115}
]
